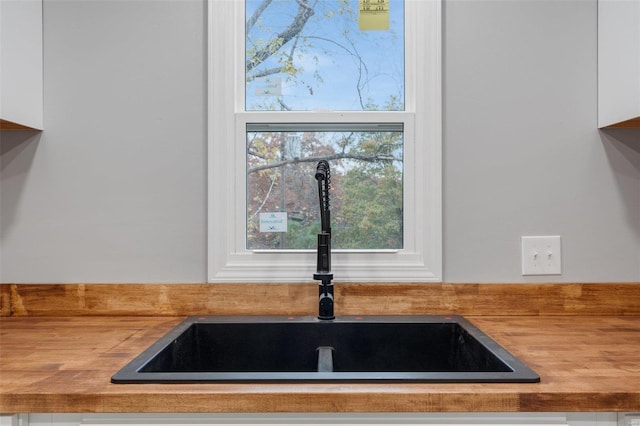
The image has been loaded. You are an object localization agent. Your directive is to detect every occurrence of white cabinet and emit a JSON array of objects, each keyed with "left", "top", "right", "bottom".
[
  {"left": 0, "top": 414, "right": 27, "bottom": 426},
  {"left": 0, "top": 415, "right": 15, "bottom": 426},
  {"left": 598, "top": 0, "right": 640, "bottom": 128},
  {"left": 0, "top": 0, "right": 43, "bottom": 130},
  {"left": 20, "top": 413, "right": 620, "bottom": 426}
]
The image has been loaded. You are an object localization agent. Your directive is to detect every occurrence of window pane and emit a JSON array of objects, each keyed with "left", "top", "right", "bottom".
[
  {"left": 245, "top": 0, "right": 405, "bottom": 111},
  {"left": 247, "top": 123, "right": 403, "bottom": 250}
]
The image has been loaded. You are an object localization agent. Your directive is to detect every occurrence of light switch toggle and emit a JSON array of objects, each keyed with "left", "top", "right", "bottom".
[{"left": 521, "top": 236, "right": 562, "bottom": 275}]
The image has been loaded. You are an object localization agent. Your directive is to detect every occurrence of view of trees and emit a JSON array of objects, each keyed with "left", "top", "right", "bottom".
[{"left": 245, "top": 0, "right": 405, "bottom": 250}]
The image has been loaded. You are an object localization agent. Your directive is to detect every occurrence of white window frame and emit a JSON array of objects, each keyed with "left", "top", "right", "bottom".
[{"left": 207, "top": 0, "right": 441, "bottom": 282}]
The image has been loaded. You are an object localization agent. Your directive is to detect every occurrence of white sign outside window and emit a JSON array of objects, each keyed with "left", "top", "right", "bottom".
[{"left": 259, "top": 212, "right": 287, "bottom": 233}]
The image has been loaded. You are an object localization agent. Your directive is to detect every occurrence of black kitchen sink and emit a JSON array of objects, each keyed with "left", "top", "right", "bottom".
[{"left": 111, "top": 315, "right": 539, "bottom": 383}]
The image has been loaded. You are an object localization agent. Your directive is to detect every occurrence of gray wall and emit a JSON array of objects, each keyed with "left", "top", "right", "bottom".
[
  {"left": 1, "top": 0, "right": 207, "bottom": 282},
  {"left": 443, "top": 0, "right": 640, "bottom": 282},
  {"left": 1, "top": 0, "right": 638, "bottom": 283}
]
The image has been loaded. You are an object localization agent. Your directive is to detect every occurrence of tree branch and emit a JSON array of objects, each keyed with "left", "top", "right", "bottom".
[
  {"left": 247, "top": 152, "right": 401, "bottom": 175},
  {"left": 305, "top": 35, "right": 368, "bottom": 109},
  {"left": 248, "top": 174, "right": 278, "bottom": 219},
  {"left": 247, "top": 0, "right": 315, "bottom": 72},
  {"left": 246, "top": 0, "right": 273, "bottom": 35},
  {"left": 247, "top": 67, "right": 284, "bottom": 82},
  {"left": 247, "top": 31, "right": 304, "bottom": 83}
]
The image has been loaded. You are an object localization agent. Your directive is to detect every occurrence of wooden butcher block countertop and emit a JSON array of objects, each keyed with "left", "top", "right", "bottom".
[{"left": 1, "top": 283, "right": 640, "bottom": 413}]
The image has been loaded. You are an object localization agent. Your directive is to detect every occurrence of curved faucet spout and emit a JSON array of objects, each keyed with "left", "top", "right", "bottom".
[
  {"left": 315, "top": 160, "right": 331, "bottom": 235},
  {"left": 314, "top": 160, "right": 334, "bottom": 320}
]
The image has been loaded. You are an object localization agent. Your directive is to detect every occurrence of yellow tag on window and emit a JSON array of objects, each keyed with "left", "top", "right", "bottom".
[{"left": 359, "top": 0, "right": 389, "bottom": 31}]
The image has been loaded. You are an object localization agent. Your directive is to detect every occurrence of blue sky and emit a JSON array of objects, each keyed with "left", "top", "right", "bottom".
[{"left": 245, "top": 0, "right": 405, "bottom": 111}]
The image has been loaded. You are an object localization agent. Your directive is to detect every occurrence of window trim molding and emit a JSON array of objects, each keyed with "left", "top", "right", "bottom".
[{"left": 207, "top": 0, "right": 442, "bottom": 282}]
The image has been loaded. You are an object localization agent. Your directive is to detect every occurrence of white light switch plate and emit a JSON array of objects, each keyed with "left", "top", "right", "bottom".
[{"left": 521, "top": 236, "right": 562, "bottom": 275}]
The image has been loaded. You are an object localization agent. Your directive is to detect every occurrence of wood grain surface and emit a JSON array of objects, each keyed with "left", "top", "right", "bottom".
[
  {"left": 0, "top": 119, "right": 39, "bottom": 131},
  {"left": 1, "top": 315, "right": 639, "bottom": 413},
  {"left": 602, "top": 116, "right": 640, "bottom": 128},
  {"left": 2, "top": 283, "right": 640, "bottom": 317}
]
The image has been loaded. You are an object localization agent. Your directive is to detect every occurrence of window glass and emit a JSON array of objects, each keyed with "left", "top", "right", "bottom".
[
  {"left": 246, "top": 123, "right": 403, "bottom": 250},
  {"left": 245, "top": 0, "right": 405, "bottom": 111},
  {"left": 208, "top": 0, "right": 441, "bottom": 282}
]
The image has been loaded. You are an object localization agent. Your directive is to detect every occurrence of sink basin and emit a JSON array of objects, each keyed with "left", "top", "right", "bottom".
[{"left": 111, "top": 315, "right": 539, "bottom": 383}]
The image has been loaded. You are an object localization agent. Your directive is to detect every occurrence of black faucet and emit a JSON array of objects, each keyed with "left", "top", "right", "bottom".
[{"left": 313, "top": 160, "right": 334, "bottom": 320}]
